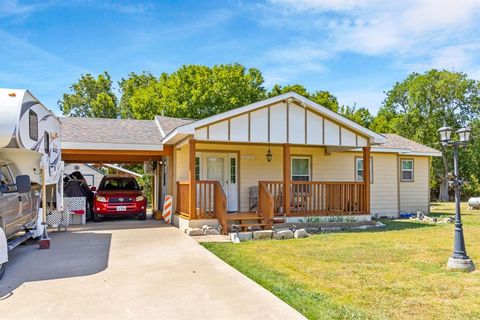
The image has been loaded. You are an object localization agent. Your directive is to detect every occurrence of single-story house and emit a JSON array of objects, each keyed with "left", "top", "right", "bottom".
[{"left": 60, "top": 92, "right": 441, "bottom": 233}]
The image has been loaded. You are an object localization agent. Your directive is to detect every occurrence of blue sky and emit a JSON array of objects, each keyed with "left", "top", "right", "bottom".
[{"left": 2, "top": 0, "right": 480, "bottom": 115}]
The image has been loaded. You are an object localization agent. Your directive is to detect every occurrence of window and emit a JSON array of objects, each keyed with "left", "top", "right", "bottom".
[
  {"left": 230, "top": 157, "right": 236, "bottom": 184},
  {"left": 291, "top": 157, "right": 310, "bottom": 181},
  {"left": 0, "top": 165, "right": 16, "bottom": 193},
  {"left": 355, "top": 158, "right": 373, "bottom": 183},
  {"left": 44, "top": 131, "right": 50, "bottom": 154},
  {"left": 195, "top": 157, "right": 200, "bottom": 180},
  {"left": 401, "top": 159, "right": 414, "bottom": 182},
  {"left": 29, "top": 110, "right": 38, "bottom": 141}
]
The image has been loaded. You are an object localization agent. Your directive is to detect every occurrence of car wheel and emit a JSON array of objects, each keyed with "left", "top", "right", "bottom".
[
  {"left": 0, "top": 263, "right": 6, "bottom": 279},
  {"left": 93, "top": 212, "right": 102, "bottom": 223},
  {"left": 138, "top": 211, "right": 147, "bottom": 221}
]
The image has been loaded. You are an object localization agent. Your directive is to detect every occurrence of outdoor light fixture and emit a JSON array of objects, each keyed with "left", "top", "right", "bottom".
[
  {"left": 456, "top": 127, "right": 471, "bottom": 143},
  {"left": 266, "top": 148, "right": 272, "bottom": 162},
  {"left": 437, "top": 124, "right": 475, "bottom": 272},
  {"left": 438, "top": 126, "right": 453, "bottom": 144}
]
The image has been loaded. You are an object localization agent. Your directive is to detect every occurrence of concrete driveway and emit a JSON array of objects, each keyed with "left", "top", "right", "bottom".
[{"left": 0, "top": 219, "right": 305, "bottom": 320}]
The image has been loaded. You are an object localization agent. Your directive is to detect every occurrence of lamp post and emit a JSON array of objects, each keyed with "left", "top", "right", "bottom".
[{"left": 437, "top": 125, "right": 475, "bottom": 272}]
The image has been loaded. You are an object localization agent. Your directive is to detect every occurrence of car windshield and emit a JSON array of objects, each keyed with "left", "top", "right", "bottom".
[{"left": 99, "top": 178, "right": 140, "bottom": 191}]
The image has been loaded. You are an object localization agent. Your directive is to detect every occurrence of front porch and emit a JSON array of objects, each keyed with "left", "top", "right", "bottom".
[{"left": 175, "top": 141, "right": 371, "bottom": 234}]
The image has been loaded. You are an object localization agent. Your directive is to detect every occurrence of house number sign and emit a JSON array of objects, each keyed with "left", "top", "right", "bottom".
[{"left": 241, "top": 155, "right": 255, "bottom": 160}]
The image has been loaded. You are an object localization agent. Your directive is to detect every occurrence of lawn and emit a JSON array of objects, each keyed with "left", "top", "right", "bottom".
[{"left": 202, "top": 202, "right": 480, "bottom": 320}]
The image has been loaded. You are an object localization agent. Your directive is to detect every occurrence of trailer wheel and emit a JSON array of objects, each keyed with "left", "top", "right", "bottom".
[{"left": 0, "top": 263, "right": 6, "bottom": 279}]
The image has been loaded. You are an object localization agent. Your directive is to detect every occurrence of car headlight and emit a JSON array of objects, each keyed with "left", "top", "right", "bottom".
[
  {"left": 135, "top": 195, "right": 145, "bottom": 202},
  {"left": 96, "top": 196, "right": 107, "bottom": 203}
]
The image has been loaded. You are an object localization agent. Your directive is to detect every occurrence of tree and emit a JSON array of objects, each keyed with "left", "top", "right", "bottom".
[
  {"left": 121, "top": 64, "right": 266, "bottom": 120},
  {"left": 118, "top": 72, "right": 158, "bottom": 119},
  {"left": 340, "top": 105, "right": 374, "bottom": 128},
  {"left": 268, "top": 84, "right": 339, "bottom": 112},
  {"left": 59, "top": 72, "right": 119, "bottom": 118},
  {"left": 371, "top": 69, "right": 480, "bottom": 201}
]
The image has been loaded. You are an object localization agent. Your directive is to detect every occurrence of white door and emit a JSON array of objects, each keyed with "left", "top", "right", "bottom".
[{"left": 201, "top": 153, "right": 238, "bottom": 212}]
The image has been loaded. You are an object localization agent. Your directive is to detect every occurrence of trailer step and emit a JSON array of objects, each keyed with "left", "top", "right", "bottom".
[{"left": 8, "top": 231, "right": 34, "bottom": 251}]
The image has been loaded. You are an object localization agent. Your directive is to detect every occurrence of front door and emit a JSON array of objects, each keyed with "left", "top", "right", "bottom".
[{"left": 199, "top": 152, "right": 238, "bottom": 212}]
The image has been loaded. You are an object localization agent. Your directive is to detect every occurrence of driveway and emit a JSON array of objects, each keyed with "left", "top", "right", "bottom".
[{"left": 0, "top": 219, "right": 305, "bottom": 320}]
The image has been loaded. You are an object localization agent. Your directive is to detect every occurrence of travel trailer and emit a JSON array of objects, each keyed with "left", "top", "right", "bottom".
[{"left": 0, "top": 88, "right": 63, "bottom": 276}]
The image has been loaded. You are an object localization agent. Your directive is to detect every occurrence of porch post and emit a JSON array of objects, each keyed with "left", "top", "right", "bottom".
[
  {"left": 189, "top": 139, "right": 197, "bottom": 219},
  {"left": 283, "top": 144, "right": 291, "bottom": 215},
  {"left": 362, "top": 146, "right": 371, "bottom": 215}
]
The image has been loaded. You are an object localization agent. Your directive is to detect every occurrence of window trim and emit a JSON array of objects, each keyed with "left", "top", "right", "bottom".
[
  {"left": 29, "top": 110, "right": 38, "bottom": 141},
  {"left": 354, "top": 156, "right": 374, "bottom": 183},
  {"left": 291, "top": 156, "right": 312, "bottom": 181},
  {"left": 400, "top": 158, "right": 415, "bottom": 182},
  {"left": 44, "top": 131, "right": 50, "bottom": 154}
]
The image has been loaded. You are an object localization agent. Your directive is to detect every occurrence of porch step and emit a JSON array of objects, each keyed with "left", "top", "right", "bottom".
[{"left": 230, "top": 223, "right": 267, "bottom": 232}]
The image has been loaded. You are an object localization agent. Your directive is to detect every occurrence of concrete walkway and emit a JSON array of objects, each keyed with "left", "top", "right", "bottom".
[{"left": 0, "top": 219, "right": 305, "bottom": 320}]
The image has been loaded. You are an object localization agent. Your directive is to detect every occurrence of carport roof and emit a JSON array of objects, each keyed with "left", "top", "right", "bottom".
[{"left": 61, "top": 117, "right": 163, "bottom": 148}]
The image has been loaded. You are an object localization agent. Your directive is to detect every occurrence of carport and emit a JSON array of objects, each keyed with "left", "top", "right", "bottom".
[{"left": 60, "top": 116, "right": 192, "bottom": 213}]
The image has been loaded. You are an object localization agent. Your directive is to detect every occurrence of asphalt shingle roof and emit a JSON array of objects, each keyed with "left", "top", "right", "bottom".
[
  {"left": 376, "top": 133, "right": 441, "bottom": 155},
  {"left": 155, "top": 115, "right": 194, "bottom": 137},
  {"left": 60, "top": 117, "right": 163, "bottom": 145}
]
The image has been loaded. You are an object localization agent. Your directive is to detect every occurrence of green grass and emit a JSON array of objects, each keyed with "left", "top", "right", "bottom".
[{"left": 202, "top": 202, "right": 480, "bottom": 320}]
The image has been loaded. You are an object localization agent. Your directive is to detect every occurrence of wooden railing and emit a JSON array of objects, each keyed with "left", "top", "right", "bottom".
[
  {"left": 259, "top": 181, "right": 367, "bottom": 216},
  {"left": 176, "top": 180, "right": 228, "bottom": 233},
  {"left": 176, "top": 181, "right": 190, "bottom": 217},
  {"left": 213, "top": 181, "right": 228, "bottom": 234},
  {"left": 258, "top": 182, "right": 275, "bottom": 228}
]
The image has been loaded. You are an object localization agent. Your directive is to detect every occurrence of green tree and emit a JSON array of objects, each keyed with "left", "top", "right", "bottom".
[
  {"left": 371, "top": 69, "right": 480, "bottom": 201},
  {"left": 268, "top": 84, "right": 339, "bottom": 112},
  {"left": 340, "top": 105, "right": 374, "bottom": 128},
  {"left": 59, "top": 72, "right": 119, "bottom": 118},
  {"left": 121, "top": 64, "right": 266, "bottom": 120},
  {"left": 118, "top": 72, "right": 158, "bottom": 119}
]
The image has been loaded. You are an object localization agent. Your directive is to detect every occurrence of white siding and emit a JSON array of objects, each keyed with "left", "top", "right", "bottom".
[
  {"left": 250, "top": 108, "right": 269, "bottom": 142},
  {"left": 324, "top": 120, "right": 340, "bottom": 145},
  {"left": 270, "top": 103, "right": 287, "bottom": 143},
  {"left": 195, "top": 127, "right": 207, "bottom": 140},
  {"left": 357, "top": 136, "right": 367, "bottom": 147},
  {"left": 230, "top": 114, "right": 249, "bottom": 142},
  {"left": 209, "top": 120, "right": 229, "bottom": 141},
  {"left": 288, "top": 104, "right": 305, "bottom": 144},
  {"left": 341, "top": 127, "right": 356, "bottom": 146},
  {"left": 306, "top": 111, "right": 323, "bottom": 145}
]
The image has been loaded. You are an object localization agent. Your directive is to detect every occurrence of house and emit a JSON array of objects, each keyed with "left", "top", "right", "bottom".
[
  {"left": 156, "top": 92, "right": 441, "bottom": 233},
  {"left": 60, "top": 92, "right": 441, "bottom": 234},
  {"left": 64, "top": 163, "right": 106, "bottom": 188}
]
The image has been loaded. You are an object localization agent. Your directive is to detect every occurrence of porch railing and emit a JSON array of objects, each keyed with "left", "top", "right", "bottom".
[
  {"left": 258, "top": 182, "right": 275, "bottom": 228},
  {"left": 259, "top": 181, "right": 367, "bottom": 216},
  {"left": 176, "top": 180, "right": 228, "bottom": 234}
]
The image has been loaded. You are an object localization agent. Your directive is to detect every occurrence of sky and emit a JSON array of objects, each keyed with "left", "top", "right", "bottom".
[{"left": 1, "top": 0, "right": 480, "bottom": 116}]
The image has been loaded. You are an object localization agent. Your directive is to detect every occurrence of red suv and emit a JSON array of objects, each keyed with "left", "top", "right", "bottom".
[{"left": 93, "top": 175, "right": 147, "bottom": 222}]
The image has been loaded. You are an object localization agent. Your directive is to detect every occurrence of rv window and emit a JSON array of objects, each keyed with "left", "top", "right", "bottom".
[
  {"left": 44, "top": 131, "right": 50, "bottom": 153},
  {"left": 29, "top": 110, "right": 38, "bottom": 141}
]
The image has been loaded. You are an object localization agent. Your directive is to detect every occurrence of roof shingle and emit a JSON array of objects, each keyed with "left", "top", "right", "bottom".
[{"left": 375, "top": 133, "right": 441, "bottom": 155}]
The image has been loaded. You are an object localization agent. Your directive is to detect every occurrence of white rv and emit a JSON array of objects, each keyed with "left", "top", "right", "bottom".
[{"left": 0, "top": 88, "right": 63, "bottom": 276}]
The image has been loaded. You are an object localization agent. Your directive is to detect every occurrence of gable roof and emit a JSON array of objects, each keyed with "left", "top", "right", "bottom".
[
  {"left": 155, "top": 115, "right": 194, "bottom": 138},
  {"left": 162, "top": 92, "right": 387, "bottom": 145},
  {"left": 373, "top": 134, "right": 442, "bottom": 156}
]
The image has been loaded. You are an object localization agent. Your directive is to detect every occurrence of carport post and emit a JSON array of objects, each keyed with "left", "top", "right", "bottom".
[{"left": 189, "top": 139, "right": 196, "bottom": 219}]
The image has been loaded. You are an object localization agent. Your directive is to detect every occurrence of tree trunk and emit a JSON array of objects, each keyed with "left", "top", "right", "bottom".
[
  {"left": 439, "top": 176, "right": 449, "bottom": 202},
  {"left": 438, "top": 150, "right": 450, "bottom": 202}
]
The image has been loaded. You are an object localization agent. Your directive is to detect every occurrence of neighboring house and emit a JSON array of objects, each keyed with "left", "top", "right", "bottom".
[
  {"left": 64, "top": 163, "right": 105, "bottom": 188},
  {"left": 64, "top": 163, "right": 142, "bottom": 189},
  {"left": 60, "top": 92, "right": 441, "bottom": 233}
]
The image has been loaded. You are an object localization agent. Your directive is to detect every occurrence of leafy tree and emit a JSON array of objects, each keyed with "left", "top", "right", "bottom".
[
  {"left": 371, "top": 69, "right": 480, "bottom": 201},
  {"left": 268, "top": 84, "right": 339, "bottom": 112},
  {"left": 340, "top": 105, "right": 374, "bottom": 128},
  {"left": 59, "top": 72, "right": 119, "bottom": 118},
  {"left": 118, "top": 72, "right": 158, "bottom": 119},
  {"left": 121, "top": 64, "right": 266, "bottom": 120}
]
